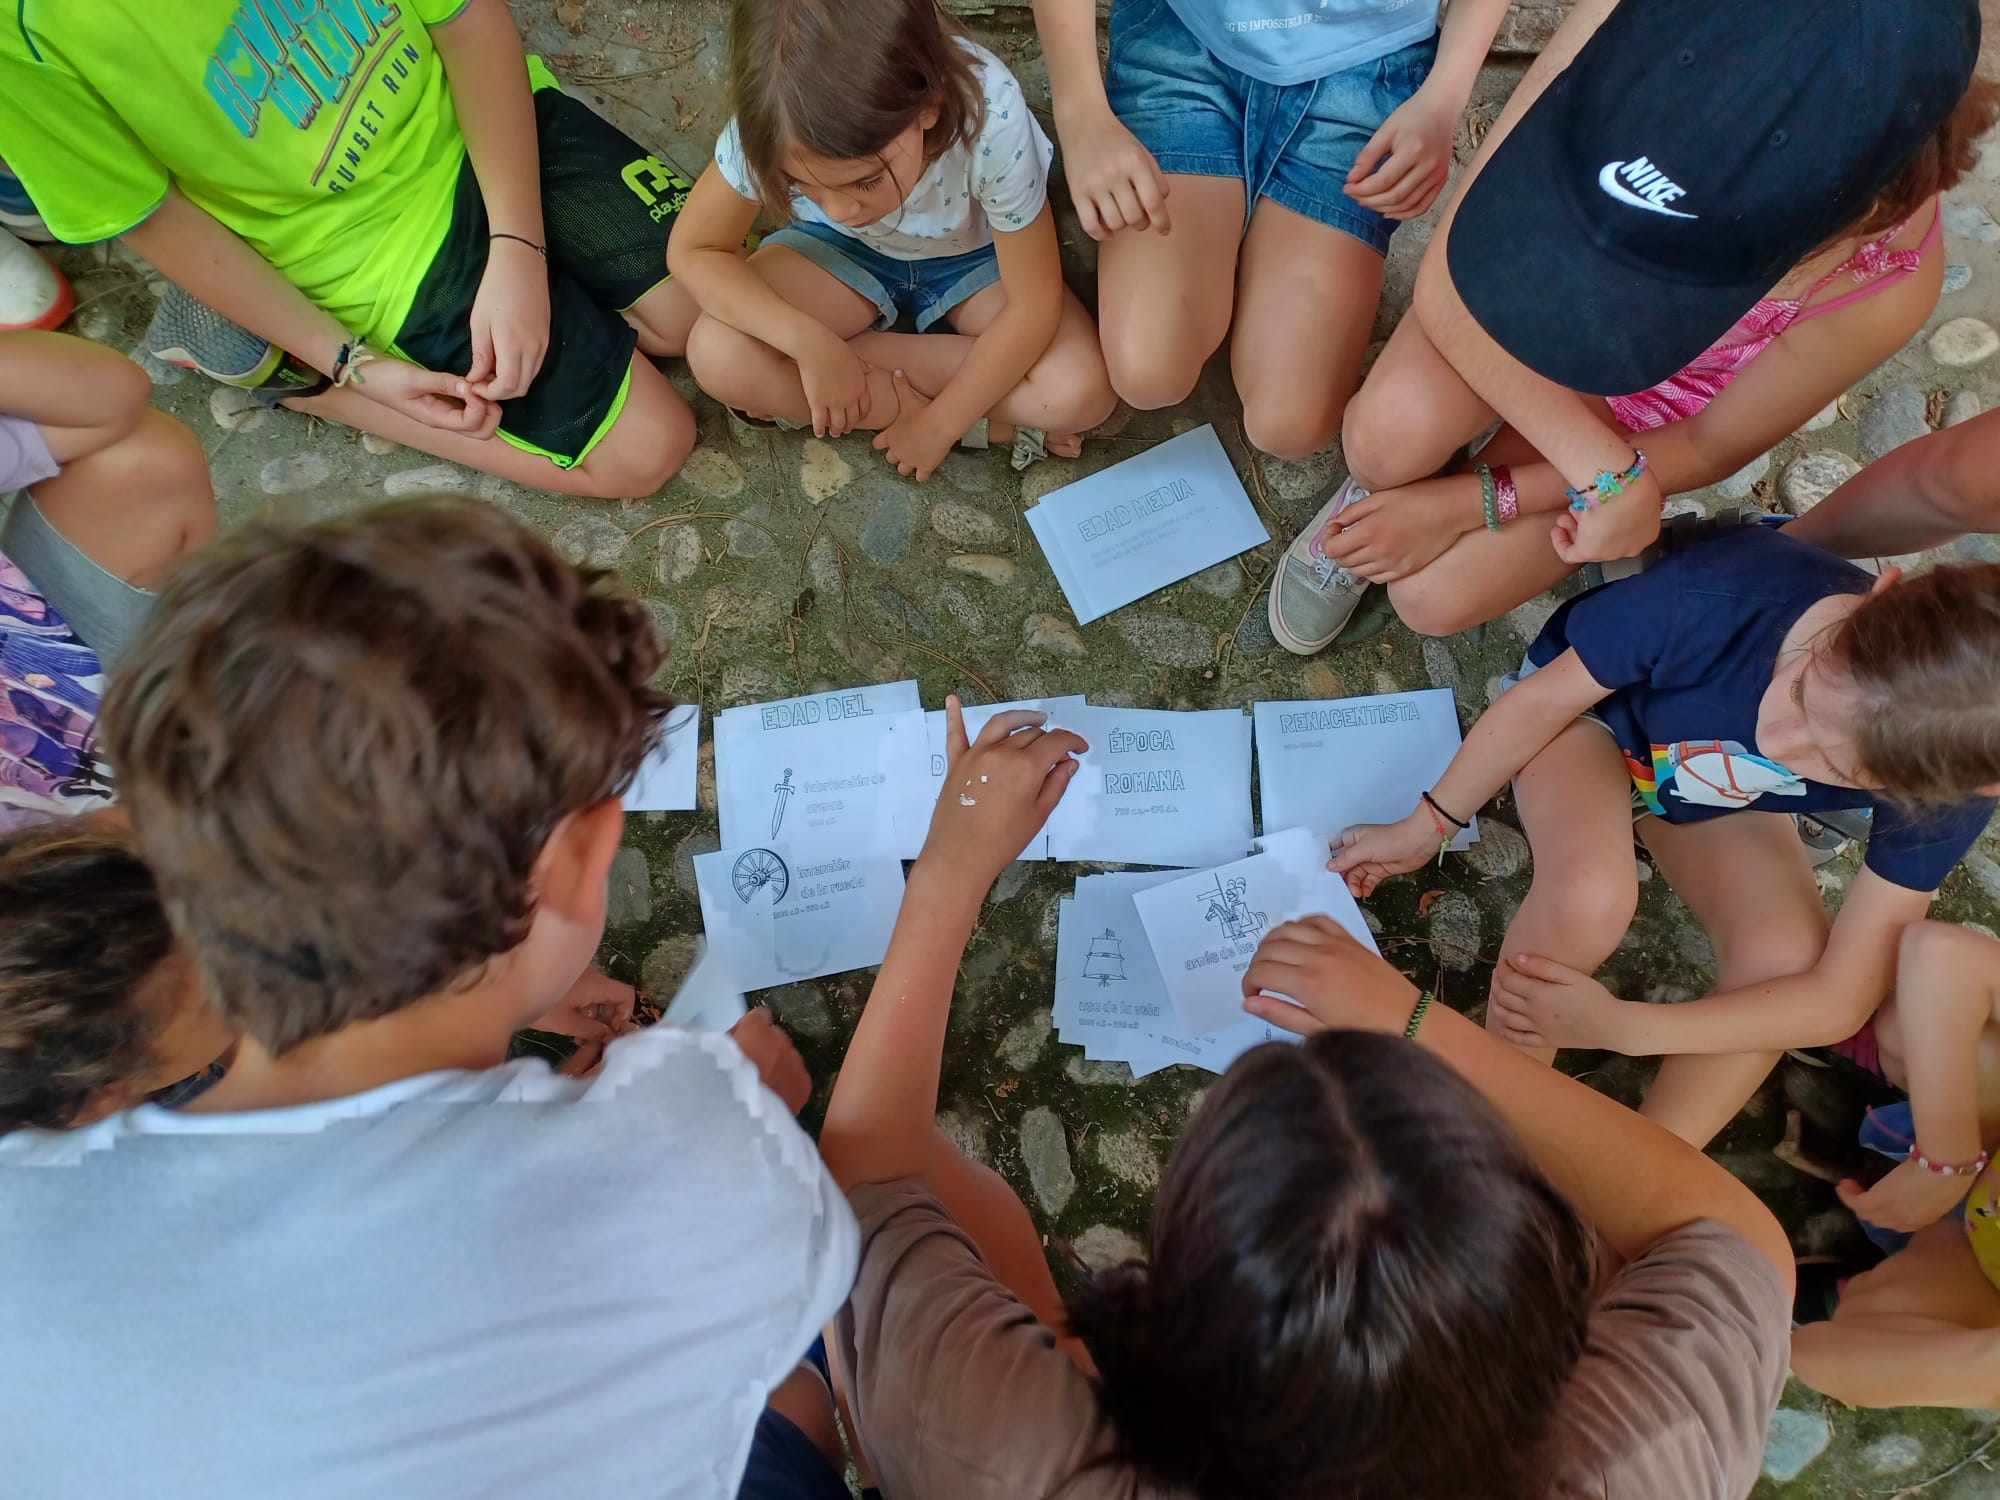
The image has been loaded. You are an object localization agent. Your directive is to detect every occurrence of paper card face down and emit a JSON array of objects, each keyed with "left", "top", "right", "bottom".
[
  {"left": 915, "top": 695, "right": 1087, "bottom": 859},
  {"left": 715, "top": 681, "right": 927, "bottom": 858},
  {"left": 1024, "top": 425, "right": 1269, "bottom": 625},
  {"left": 1132, "top": 826, "right": 1381, "bottom": 1038},
  {"left": 658, "top": 938, "right": 750, "bottom": 1032},
  {"left": 1254, "top": 689, "right": 1477, "bottom": 850},
  {"left": 693, "top": 842, "right": 906, "bottom": 991},
  {"left": 625, "top": 705, "right": 701, "bottom": 813},
  {"left": 1045, "top": 705, "right": 1253, "bottom": 868}
]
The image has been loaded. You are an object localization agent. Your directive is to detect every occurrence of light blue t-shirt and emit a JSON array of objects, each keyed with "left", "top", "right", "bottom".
[
  {"left": 1164, "top": 0, "right": 1443, "bottom": 87},
  {"left": 0, "top": 1026, "right": 860, "bottom": 1500}
]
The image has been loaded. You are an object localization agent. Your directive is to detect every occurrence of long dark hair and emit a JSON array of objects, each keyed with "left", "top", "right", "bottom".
[
  {"left": 727, "top": 0, "right": 985, "bottom": 215},
  {"left": 1067, "top": 1031, "right": 1595, "bottom": 1500}
]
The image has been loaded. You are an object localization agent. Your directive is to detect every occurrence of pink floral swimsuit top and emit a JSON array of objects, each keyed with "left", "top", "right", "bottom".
[{"left": 1606, "top": 206, "right": 1942, "bottom": 433}]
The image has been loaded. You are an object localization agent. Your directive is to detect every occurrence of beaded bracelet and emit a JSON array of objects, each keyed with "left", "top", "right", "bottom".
[
  {"left": 1493, "top": 464, "right": 1519, "bottom": 524},
  {"left": 1565, "top": 449, "right": 1650, "bottom": 513},
  {"left": 1403, "top": 990, "right": 1434, "bottom": 1040},
  {"left": 1913, "top": 1146, "right": 1991, "bottom": 1177},
  {"left": 1476, "top": 464, "right": 1500, "bottom": 532}
]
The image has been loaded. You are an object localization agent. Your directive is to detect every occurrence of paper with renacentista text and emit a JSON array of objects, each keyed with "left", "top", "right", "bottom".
[
  {"left": 1044, "top": 704, "right": 1253, "bottom": 868},
  {"left": 1025, "top": 425, "right": 1269, "bottom": 625},
  {"left": 1132, "top": 826, "right": 1381, "bottom": 1038},
  {"left": 624, "top": 704, "right": 700, "bottom": 813},
  {"left": 1254, "top": 689, "right": 1477, "bottom": 851},
  {"left": 694, "top": 841, "right": 905, "bottom": 991},
  {"left": 715, "top": 682, "right": 929, "bottom": 859},
  {"left": 910, "top": 695, "right": 1087, "bottom": 859}
]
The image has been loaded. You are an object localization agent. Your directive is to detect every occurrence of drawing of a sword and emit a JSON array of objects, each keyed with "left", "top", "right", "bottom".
[{"left": 771, "top": 768, "right": 795, "bottom": 837}]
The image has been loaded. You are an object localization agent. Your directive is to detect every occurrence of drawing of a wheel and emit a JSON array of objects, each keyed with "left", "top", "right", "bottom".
[{"left": 732, "top": 847, "right": 790, "bottom": 905}]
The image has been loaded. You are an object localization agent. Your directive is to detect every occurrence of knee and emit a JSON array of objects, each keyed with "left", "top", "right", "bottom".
[
  {"left": 1535, "top": 873, "right": 1640, "bottom": 955},
  {"left": 1341, "top": 381, "right": 1447, "bottom": 491},
  {"left": 575, "top": 392, "right": 695, "bottom": 500},
  {"left": 1242, "top": 389, "right": 1343, "bottom": 462},
  {"left": 1100, "top": 317, "right": 1209, "bottom": 412},
  {"left": 146, "top": 411, "right": 219, "bottom": 541},
  {"left": 1387, "top": 572, "right": 1482, "bottom": 638},
  {"left": 682, "top": 315, "right": 763, "bottom": 408},
  {"left": 1716, "top": 909, "right": 1828, "bottom": 990},
  {"left": 1036, "top": 342, "right": 1119, "bottom": 433}
]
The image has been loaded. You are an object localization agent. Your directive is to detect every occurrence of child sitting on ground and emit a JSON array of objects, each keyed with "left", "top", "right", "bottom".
[
  {"left": 0, "top": 808, "right": 765, "bottom": 1129},
  {"left": 0, "top": 498, "right": 854, "bottom": 1497},
  {"left": 1335, "top": 525, "right": 2000, "bottom": 1149},
  {"left": 2, "top": 329, "right": 215, "bottom": 827},
  {"left": 0, "top": 0, "right": 700, "bottom": 500},
  {"left": 1267, "top": 0, "right": 1987, "bottom": 652},
  {"left": 814, "top": 699, "right": 1792, "bottom": 1500},
  {"left": 1792, "top": 921, "right": 2000, "bottom": 1411},
  {"left": 670, "top": 0, "right": 1116, "bottom": 480}
]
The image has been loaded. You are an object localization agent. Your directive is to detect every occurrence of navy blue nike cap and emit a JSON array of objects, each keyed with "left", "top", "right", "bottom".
[{"left": 1447, "top": 0, "right": 1980, "bottom": 396}]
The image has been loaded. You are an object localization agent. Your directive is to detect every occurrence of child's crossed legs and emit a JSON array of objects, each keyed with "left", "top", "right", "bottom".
[{"left": 682, "top": 242, "right": 1114, "bottom": 452}]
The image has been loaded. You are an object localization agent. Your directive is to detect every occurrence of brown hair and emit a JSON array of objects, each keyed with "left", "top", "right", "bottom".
[
  {"left": 727, "top": 0, "right": 985, "bottom": 216},
  {"left": 1831, "top": 561, "right": 2000, "bottom": 810},
  {"left": 0, "top": 819, "right": 174, "bottom": 1132},
  {"left": 100, "top": 499, "right": 671, "bottom": 1056},
  {"left": 1849, "top": 74, "right": 2000, "bottom": 238},
  {"left": 1066, "top": 1032, "right": 1594, "bottom": 1500}
]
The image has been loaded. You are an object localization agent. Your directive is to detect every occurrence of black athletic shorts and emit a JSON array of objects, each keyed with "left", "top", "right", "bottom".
[{"left": 394, "top": 82, "right": 692, "bottom": 468}]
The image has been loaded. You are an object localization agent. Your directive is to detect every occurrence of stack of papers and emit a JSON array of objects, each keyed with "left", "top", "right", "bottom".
[
  {"left": 1025, "top": 425, "right": 1269, "bottom": 625},
  {"left": 1052, "top": 828, "right": 1380, "bottom": 1077}
]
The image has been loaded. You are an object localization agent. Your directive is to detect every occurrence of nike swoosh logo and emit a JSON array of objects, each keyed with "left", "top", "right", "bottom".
[{"left": 1598, "top": 161, "right": 1699, "bottom": 220}]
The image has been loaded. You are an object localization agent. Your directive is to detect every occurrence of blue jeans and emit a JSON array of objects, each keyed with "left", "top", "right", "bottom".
[
  {"left": 1106, "top": 0, "right": 1436, "bottom": 252},
  {"left": 764, "top": 221, "right": 1003, "bottom": 332}
]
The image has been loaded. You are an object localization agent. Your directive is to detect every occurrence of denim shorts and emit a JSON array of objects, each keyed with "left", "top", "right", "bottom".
[
  {"left": 0, "top": 491, "right": 154, "bottom": 672},
  {"left": 1106, "top": 0, "right": 1437, "bottom": 252},
  {"left": 765, "top": 221, "right": 1003, "bottom": 332}
]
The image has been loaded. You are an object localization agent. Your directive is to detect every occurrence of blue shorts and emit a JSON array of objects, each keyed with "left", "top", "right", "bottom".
[
  {"left": 764, "top": 221, "right": 1002, "bottom": 333},
  {"left": 1105, "top": 0, "right": 1437, "bottom": 252},
  {"left": 734, "top": 1408, "right": 848, "bottom": 1500}
]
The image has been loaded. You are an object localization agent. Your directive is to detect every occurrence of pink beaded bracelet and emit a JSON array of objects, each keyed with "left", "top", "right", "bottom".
[
  {"left": 1913, "top": 1146, "right": 1991, "bottom": 1177},
  {"left": 1493, "top": 464, "right": 1519, "bottom": 524}
]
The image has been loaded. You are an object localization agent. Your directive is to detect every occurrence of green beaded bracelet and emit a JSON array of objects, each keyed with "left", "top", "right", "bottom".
[
  {"left": 1403, "top": 990, "right": 1434, "bottom": 1040},
  {"left": 1476, "top": 464, "right": 1500, "bottom": 532}
]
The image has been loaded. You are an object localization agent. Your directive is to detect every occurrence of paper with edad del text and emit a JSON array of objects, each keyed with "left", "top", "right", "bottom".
[
  {"left": 1024, "top": 425, "right": 1268, "bottom": 625},
  {"left": 1133, "top": 826, "right": 1380, "bottom": 1038},
  {"left": 715, "top": 681, "right": 928, "bottom": 859}
]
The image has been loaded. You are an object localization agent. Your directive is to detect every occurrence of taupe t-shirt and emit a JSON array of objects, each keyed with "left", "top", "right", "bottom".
[{"left": 839, "top": 1179, "right": 1790, "bottom": 1500}]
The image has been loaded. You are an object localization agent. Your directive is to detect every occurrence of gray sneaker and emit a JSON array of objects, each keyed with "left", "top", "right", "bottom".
[{"left": 1268, "top": 476, "right": 1372, "bottom": 655}]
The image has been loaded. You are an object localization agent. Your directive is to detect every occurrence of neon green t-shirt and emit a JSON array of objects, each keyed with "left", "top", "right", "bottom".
[{"left": 0, "top": 0, "right": 473, "bottom": 344}]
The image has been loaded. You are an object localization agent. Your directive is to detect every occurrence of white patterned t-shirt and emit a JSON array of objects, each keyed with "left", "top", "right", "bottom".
[{"left": 714, "top": 39, "right": 1052, "bottom": 260}]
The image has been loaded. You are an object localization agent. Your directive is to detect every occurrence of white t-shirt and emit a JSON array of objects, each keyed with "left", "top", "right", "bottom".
[
  {"left": 0, "top": 1026, "right": 859, "bottom": 1500},
  {"left": 714, "top": 39, "right": 1052, "bottom": 260}
]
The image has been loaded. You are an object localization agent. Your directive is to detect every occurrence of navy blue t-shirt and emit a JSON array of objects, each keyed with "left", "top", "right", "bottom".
[{"left": 1527, "top": 527, "right": 1995, "bottom": 892}]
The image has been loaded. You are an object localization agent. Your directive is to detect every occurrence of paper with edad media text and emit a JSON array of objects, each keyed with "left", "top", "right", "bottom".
[
  {"left": 1024, "top": 425, "right": 1268, "bottom": 625},
  {"left": 1133, "top": 826, "right": 1380, "bottom": 1038},
  {"left": 1254, "top": 689, "right": 1477, "bottom": 850}
]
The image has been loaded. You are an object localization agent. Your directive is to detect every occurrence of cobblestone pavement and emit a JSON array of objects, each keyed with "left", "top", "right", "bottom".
[{"left": 47, "top": 3, "right": 2000, "bottom": 1492}]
